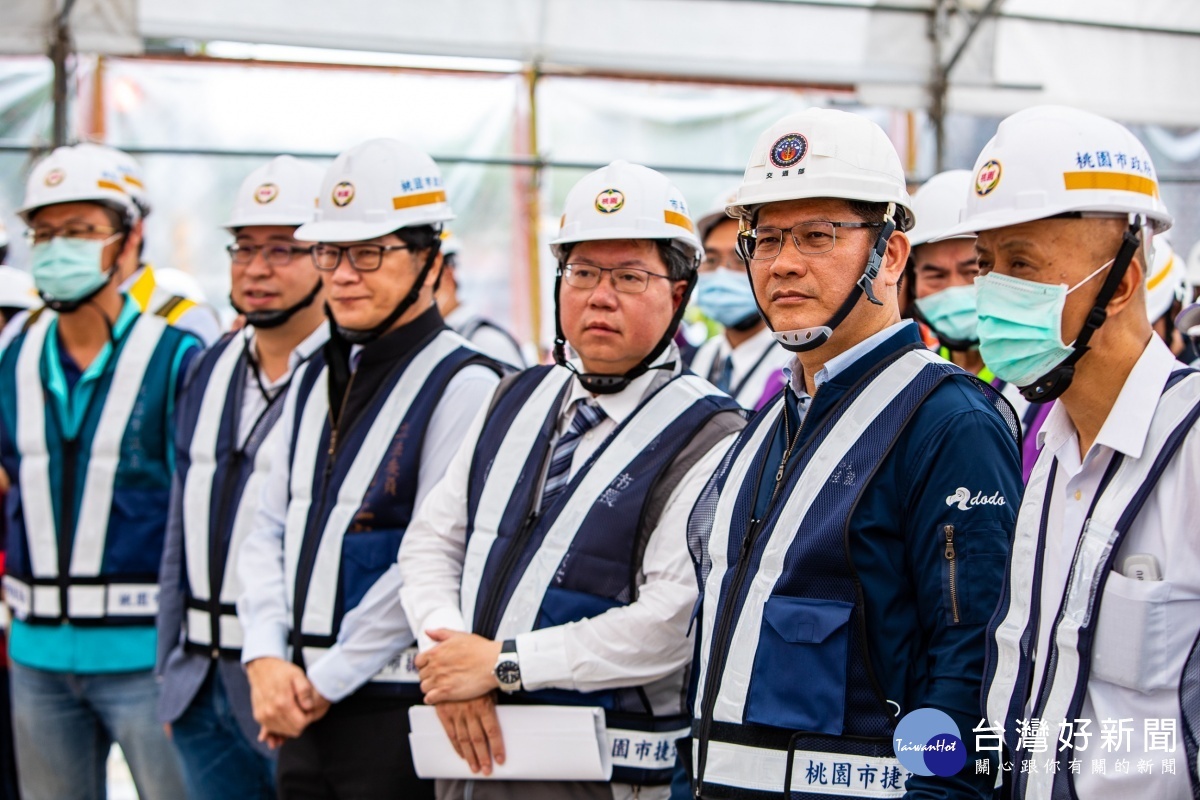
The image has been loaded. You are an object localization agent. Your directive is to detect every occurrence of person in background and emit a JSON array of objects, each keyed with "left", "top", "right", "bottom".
[
  {"left": 156, "top": 155, "right": 329, "bottom": 799},
  {"left": 237, "top": 139, "right": 503, "bottom": 800},
  {"left": 0, "top": 142, "right": 199, "bottom": 800},
  {"left": 688, "top": 190, "right": 791, "bottom": 411},
  {"left": 1143, "top": 238, "right": 1189, "bottom": 358},
  {"left": 435, "top": 231, "right": 527, "bottom": 367}
]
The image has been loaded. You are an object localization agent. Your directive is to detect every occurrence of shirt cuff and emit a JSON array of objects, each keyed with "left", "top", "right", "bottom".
[
  {"left": 305, "top": 646, "right": 365, "bottom": 704},
  {"left": 239, "top": 621, "right": 290, "bottom": 666},
  {"left": 515, "top": 627, "right": 573, "bottom": 693},
  {"left": 414, "top": 607, "right": 468, "bottom": 652}
]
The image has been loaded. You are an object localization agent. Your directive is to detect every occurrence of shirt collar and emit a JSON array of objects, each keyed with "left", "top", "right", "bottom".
[
  {"left": 784, "top": 320, "right": 915, "bottom": 398},
  {"left": 728, "top": 325, "right": 777, "bottom": 370},
  {"left": 444, "top": 304, "right": 474, "bottom": 329},
  {"left": 1038, "top": 334, "right": 1182, "bottom": 461},
  {"left": 244, "top": 320, "right": 330, "bottom": 389},
  {"left": 564, "top": 343, "right": 679, "bottom": 426}
]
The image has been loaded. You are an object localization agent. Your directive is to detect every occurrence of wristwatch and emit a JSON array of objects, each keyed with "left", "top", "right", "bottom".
[{"left": 494, "top": 639, "right": 522, "bottom": 694}]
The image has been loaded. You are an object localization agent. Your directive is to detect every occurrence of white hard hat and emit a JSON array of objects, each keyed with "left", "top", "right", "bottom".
[
  {"left": 295, "top": 138, "right": 454, "bottom": 243},
  {"left": 942, "top": 105, "right": 1173, "bottom": 239},
  {"left": 0, "top": 266, "right": 38, "bottom": 309},
  {"left": 548, "top": 160, "right": 702, "bottom": 266},
  {"left": 727, "top": 108, "right": 914, "bottom": 232},
  {"left": 18, "top": 144, "right": 140, "bottom": 225},
  {"left": 1145, "top": 238, "right": 1186, "bottom": 323},
  {"left": 696, "top": 186, "right": 741, "bottom": 244},
  {"left": 227, "top": 155, "right": 324, "bottom": 229},
  {"left": 76, "top": 143, "right": 150, "bottom": 218},
  {"left": 908, "top": 170, "right": 974, "bottom": 247}
]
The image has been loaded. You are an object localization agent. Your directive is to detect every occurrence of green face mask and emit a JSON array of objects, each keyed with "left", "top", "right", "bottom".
[
  {"left": 30, "top": 234, "right": 120, "bottom": 306},
  {"left": 974, "top": 258, "right": 1112, "bottom": 387},
  {"left": 913, "top": 284, "right": 978, "bottom": 347}
]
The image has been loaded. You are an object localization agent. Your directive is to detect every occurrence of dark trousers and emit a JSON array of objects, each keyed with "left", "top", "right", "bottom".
[{"left": 276, "top": 694, "right": 433, "bottom": 800}]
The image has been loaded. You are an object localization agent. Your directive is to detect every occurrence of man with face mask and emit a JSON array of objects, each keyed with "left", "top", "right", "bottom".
[
  {"left": 236, "top": 139, "right": 504, "bottom": 800},
  {"left": 398, "top": 161, "right": 745, "bottom": 800},
  {"left": 0, "top": 144, "right": 200, "bottom": 799},
  {"left": 688, "top": 109, "right": 1021, "bottom": 799},
  {"left": 689, "top": 190, "right": 791, "bottom": 411},
  {"left": 155, "top": 155, "right": 328, "bottom": 799},
  {"left": 958, "top": 107, "right": 1199, "bottom": 800}
]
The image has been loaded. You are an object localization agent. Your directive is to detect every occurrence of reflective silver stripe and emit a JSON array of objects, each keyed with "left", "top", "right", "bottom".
[
  {"left": 606, "top": 726, "right": 689, "bottom": 773},
  {"left": 702, "top": 349, "right": 939, "bottom": 725},
  {"left": 295, "top": 332, "right": 463, "bottom": 638},
  {"left": 983, "top": 450, "right": 1058, "bottom": 735},
  {"left": 284, "top": 361, "right": 324, "bottom": 604},
  {"left": 699, "top": 740, "right": 907, "bottom": 798},
  {"left": 493, "top": 375, "right": 723, "bottom": 640},
  {"left": 1021, "top": 373, "right": 1200, "bottom": 798},
  {"left": 69, "top": 315, "right": 167, "bottom": 578},
  {"left": 182, "top": 337, "right": 244, "bottom": 605},
  {"left": 460, "top": 367, "right": 572, "bottom": 631},
  {"left": 301, "top": 645, "right": 420, "bottom": 683},
  {"left": 15, "top": 312, "right": 56, "bottom": 579},
  {"left": 694, "top": 396, "right": 778, "bottom": 722},
  {"left": 185, "top": 608, "right": 245, "bottom": 649}
]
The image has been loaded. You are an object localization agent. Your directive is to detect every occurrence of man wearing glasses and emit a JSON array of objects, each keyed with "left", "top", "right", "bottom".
[
  {"left": 237, "top": 139, "right": 502, "bottom": 800},
  {"left": 686, "top": 109, "right": 1021, "bottom": 799},
  {"left": 155, "top": 155, "right": 328, "bottom": 799},
  {"left": 689, "top": 190, "right": 792, "bottom": 411},
  {"left": 0, "top": 144, "right": 201, "bottom": 799},
  {"left": 398, "top": 161, "right": 745, "bottom": 800}
]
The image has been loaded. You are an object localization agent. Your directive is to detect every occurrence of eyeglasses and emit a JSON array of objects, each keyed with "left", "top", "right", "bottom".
[
  {"left": 561, "top": 263, "right": 671, "bottom": 294},
  {"left": 311, "top": 242, "right": 412, "bottom": 273},
  {"left": 700, "top": 254, "right": 743, "bottom": 273},
  {"left": 26, "top": 223, "right": 120, "bottom": 246},
  {"left": 737, "top": 221, "right": 883, "bottom": 261},
  {"left": 227, "top": 243, "right": 312, "bottom": 267}
]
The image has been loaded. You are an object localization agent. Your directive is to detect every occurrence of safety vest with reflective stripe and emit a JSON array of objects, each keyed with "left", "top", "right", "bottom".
[
  {"left": 285, "top": 330, "right": 496, "bottom": 698},
  {"left": 691, "top": 347, "right": 984, "bottom": 799},
  {"left": 984, "top": 369, "right": 1200, "bottom": 798},
  {"left": 0, "top": 311, "right": 192, "bottom": 626},
  {"left": 463, "top": 364, "right": 742, "bottom": 785}
]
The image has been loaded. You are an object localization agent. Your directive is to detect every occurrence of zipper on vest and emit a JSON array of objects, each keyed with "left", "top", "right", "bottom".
[
  {"left": 474, "top": 510, "right": 540, "bottom": 639},
  {"left": 944, "top": 524, "right": 960, "bottom": 625},
  {"left": 696, "top": 399, "right": 811, "bottom": 798},
  {"left": 58, "top": 437, "right": 79, "bottom": 622}
]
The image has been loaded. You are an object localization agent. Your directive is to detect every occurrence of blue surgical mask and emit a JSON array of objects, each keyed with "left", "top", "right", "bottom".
[
  {"left": 695, "top": 269, "right": 760, "bottom": 328},
  {"left": 913, "top": 284, "right": 979, "bottom": 346},
  {"left": 975, "top": 258, "right": 1112, "bottom": 387},
  {"left": 30, "top": 235, "right": 119, "bottom": 304}
]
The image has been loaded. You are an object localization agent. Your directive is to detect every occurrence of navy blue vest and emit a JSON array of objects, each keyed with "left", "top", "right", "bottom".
[
  {"left": 465, "top": 366, "right": 740, "bottom": 783},
  {"left": 691, "top": 348, "right": 1000, "bottom": 798}
]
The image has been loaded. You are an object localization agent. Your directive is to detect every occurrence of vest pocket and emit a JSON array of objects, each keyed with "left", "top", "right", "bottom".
[
  {"left": 744, "top": 596, "right": 853, "bottom": 734},
  {"left": 1091, "top": 570, "right": 1172, "bottom": 691}
]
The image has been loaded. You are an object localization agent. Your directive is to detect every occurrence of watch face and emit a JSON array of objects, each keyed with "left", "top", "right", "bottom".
[{"left": 496, "top": 660, "right": 520, "bottom": 685}]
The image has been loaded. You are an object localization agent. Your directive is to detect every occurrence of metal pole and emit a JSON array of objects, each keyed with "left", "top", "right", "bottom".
[
  {"left": 524, "top": 63, "right": 544, "bottom": 356},
  {"left": 50, "top": 0, "right": 79, "bottom": 147}
]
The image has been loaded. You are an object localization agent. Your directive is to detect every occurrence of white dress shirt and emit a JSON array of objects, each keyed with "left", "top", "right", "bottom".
[
  {"left": 689, "top": 325, "right": 790, "bottom": 409},
  {"left": 237, "top": 342, "right": 499, "bottom": 703},
  {"left": 398, "top": 345, "right": 738, "bottom": 694},
  {"left": 1025, "top": 334, "right": 1200, "bottom": 799},
  {"left": 236, "top": 323, "right": 329, "bottom": 445}
]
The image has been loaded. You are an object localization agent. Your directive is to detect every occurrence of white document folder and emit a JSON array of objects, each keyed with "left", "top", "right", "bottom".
[{"left": 408, "top": 704, "right": 613, "bottom": 781}]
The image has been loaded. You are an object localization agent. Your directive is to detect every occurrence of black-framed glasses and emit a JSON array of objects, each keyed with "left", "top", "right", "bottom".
[
  {"left": 26, "top": 223, "right": 119, "bottom": 246},
  {"left": 737, "top": 221, "right": 884, "bottom": 261},
  {"left": 311, "top": 242, "right": 412, "bottom": 273},
  {"left": 561, "top": 263, "right": 671, "bottom": 294},
  {"left": 227, "top": 243, "right": 312, "bottom": 267}
]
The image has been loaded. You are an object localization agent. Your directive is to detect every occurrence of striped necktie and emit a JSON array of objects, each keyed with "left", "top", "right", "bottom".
[{"left": 540, "top": 399, "right": 607, "bottom": 512}]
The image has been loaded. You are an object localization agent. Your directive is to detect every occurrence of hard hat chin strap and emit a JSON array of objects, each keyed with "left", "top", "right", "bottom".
[
  {"left": 231, "top": 280, "right": 322, "bottom": 330},
  {"left": 1019, "top": 222, "right": 1142, "bottom": 404},
  {"left": 553, "top": 265, "right": 696, "bottom": 395},
  {"left": 333, "top": 241, "right": 442, "bottom": 346},
  {"left": 747, "top": 215, "right": 896, "bottom": 354}
]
